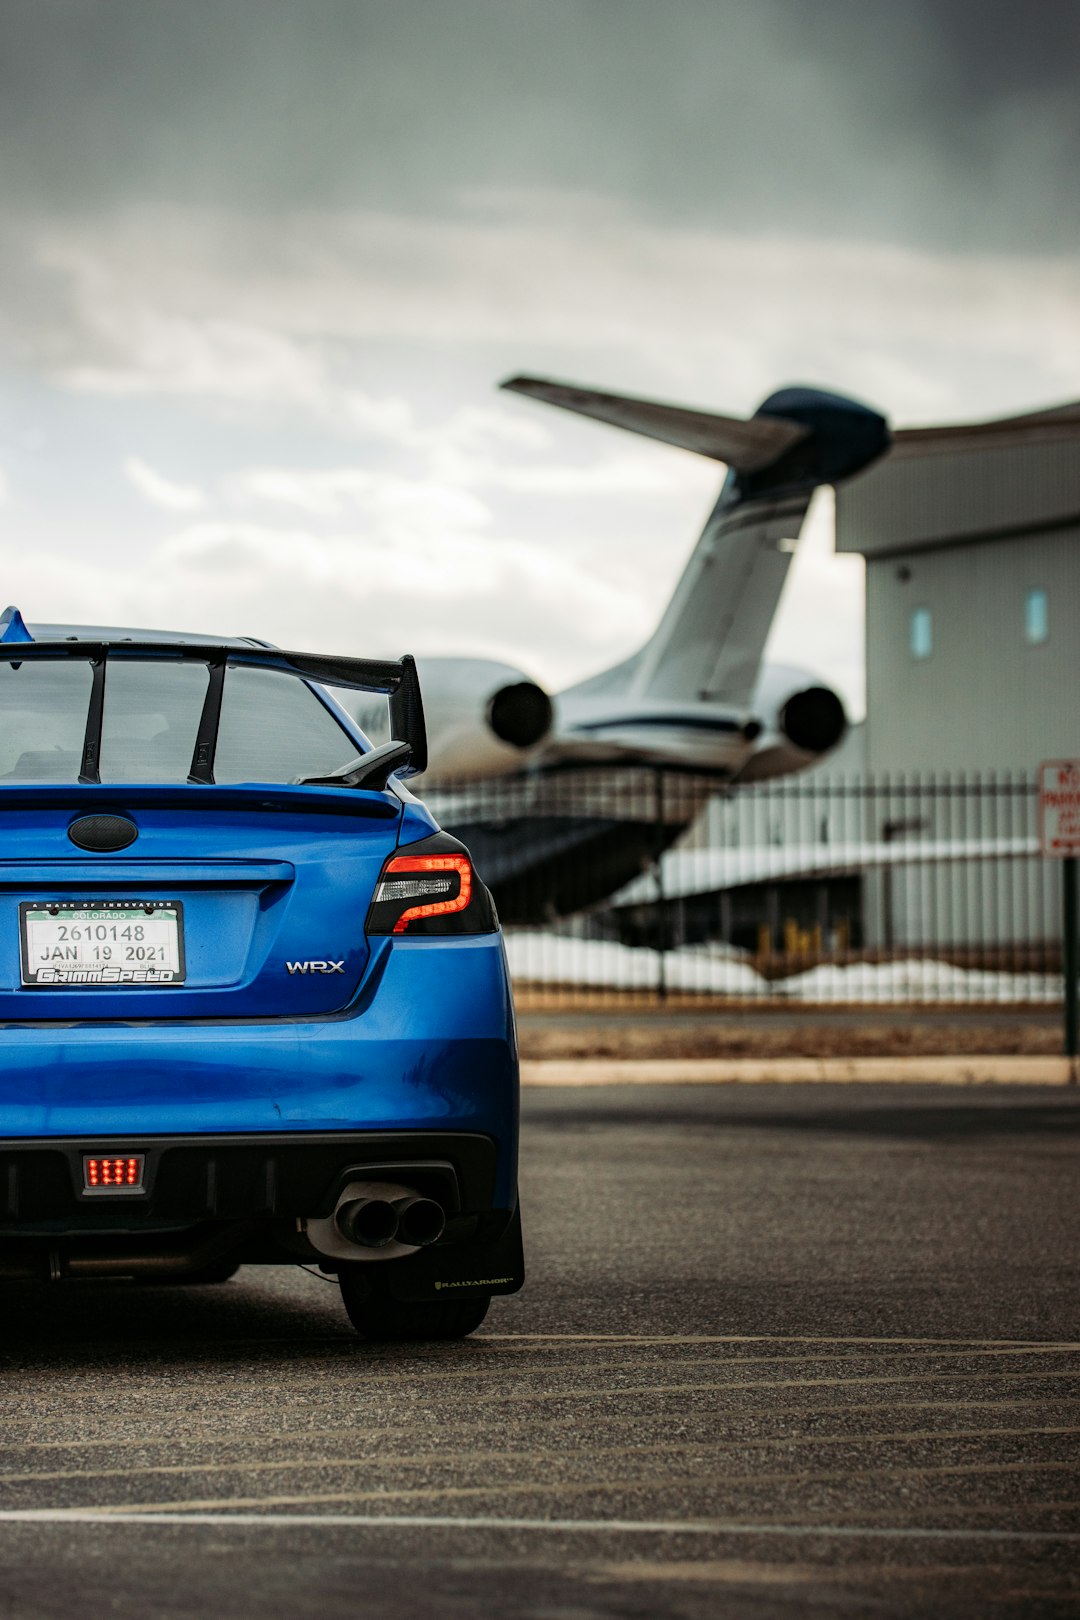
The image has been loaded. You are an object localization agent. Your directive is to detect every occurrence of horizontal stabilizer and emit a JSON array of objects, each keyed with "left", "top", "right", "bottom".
[{"left": 501, "top": 375, "right": 809, "bottom": 473}]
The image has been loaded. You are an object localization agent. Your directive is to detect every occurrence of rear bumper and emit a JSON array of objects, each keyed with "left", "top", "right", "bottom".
[
  {"left": 0, "top": 934, "right": 519, "bottom": 1209},
  {"left": 0, "top": 1129, "right": 499, "bottom": 1226},
  {"left": 0, "top": 1130, "right": 524, "bottom": 1299}
]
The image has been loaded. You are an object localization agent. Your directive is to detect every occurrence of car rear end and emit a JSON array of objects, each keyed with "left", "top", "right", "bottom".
[{"left": 0, "top": 620, "right": 522, "bottom": 1339}]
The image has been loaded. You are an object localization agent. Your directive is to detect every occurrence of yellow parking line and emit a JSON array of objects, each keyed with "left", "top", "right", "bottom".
[
  {"left": 4, "top": 1365, "right": 1079, "bottom": 1426},
  {"left": 1, "top": 1423, "right": 1076, "bottom": 1490},
  {"left": 483, "top": 1333, "right": 1080, "bottom": 1348},
  {"left": 31, "top": 1455, "right": 1080, "bottom": 1518},
  {"left": 5, "top": 1393, "right": 1080, "bottom": 1455},
  {"left": 0, "top": 1510, "right": 1076, "bottom": 1543}
]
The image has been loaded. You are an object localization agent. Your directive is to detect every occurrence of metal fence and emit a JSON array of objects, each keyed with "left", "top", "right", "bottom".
[{"left": 425, "top": 768, "right": 1068, "bottom": 1006}]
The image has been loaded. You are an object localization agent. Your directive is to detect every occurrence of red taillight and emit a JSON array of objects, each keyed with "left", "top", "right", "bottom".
[
  {"left": 377, "top": 854, "right": 472, "bottom": 934},
  {"left": 365, "top": 837, "right": 496, "bottom": 937}
]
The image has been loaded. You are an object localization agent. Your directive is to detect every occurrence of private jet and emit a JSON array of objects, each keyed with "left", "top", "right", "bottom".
[{"left": 369, "top": 375, "right": 891, "bottom": 920}]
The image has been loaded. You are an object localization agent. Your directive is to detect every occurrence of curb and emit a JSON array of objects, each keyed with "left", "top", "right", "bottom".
[{"left": 520, "top": 1056, "right": 1079, "bottom": 1086}]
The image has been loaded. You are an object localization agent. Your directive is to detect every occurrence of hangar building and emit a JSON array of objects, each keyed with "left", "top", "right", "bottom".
[
  {"left": 836, "top": 402, "right": 1080, "bottom": 771},
  {"left": 616, "top": 403, "right": 1080, "bottom": 965}
]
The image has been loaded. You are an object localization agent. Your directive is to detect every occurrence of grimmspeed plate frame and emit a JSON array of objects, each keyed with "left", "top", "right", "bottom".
[{"left": 20, "top": 900, "right": 186, "bottom": 987}]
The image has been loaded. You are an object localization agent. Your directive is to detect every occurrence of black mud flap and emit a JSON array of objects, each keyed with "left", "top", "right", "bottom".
[{"left": 381, "top": 1201, "right": 524, "bottom": 1304}]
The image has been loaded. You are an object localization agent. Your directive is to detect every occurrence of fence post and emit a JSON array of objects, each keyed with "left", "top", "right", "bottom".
[
  {"left": 654, "top": 768, "right": 667, "bottom": 1003},
  {"left": 1064, "top": 856, "right": 1078, "bottom": 1061}
]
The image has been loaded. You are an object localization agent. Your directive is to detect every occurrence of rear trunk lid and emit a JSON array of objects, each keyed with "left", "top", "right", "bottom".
[{"left": 0, "top": 785, "right": 401, "bottom": 1020}]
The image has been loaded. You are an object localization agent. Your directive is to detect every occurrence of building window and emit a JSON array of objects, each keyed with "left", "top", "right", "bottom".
[
  {"left": 1025, "top": 588, "right": 1048, "bottom": 645},
  {"left": 909, "top": 606, "right": 932, "bottom": 660}
]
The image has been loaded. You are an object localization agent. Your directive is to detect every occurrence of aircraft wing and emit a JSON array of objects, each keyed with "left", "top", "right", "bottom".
[{"left": 612, "top": 836, "right": 1041, "bottom": 905}]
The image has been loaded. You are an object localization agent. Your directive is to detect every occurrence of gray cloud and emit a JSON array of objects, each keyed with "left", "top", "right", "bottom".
[
  {"left": 0, "top": 0, "right": 1076, "bottom": 716},
  {"left": 0, "top": 0, "right": 1076, "bottom": 250}
]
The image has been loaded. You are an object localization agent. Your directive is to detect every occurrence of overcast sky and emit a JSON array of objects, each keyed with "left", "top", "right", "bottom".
[{"left": 1, "top": 0, "right": 1077, "bottom": 715}]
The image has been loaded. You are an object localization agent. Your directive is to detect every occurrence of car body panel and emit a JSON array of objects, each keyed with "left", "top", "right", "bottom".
[{"left": 0, "top": 934, "right": 518, "bottom": 1209}]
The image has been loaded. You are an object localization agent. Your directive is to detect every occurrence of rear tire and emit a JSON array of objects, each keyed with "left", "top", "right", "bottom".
[{"left": 339, "top": 1271, "right": 490, "bottom": 1341}]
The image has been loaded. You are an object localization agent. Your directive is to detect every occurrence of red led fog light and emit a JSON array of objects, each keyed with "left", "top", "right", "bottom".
[{"left": 83, "top": 1154, "right": 145, "bottom": 1195}]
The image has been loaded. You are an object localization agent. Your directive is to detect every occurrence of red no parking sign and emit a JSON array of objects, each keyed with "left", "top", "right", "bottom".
[
  {"left": 1040, "top": 761, "right": 1080, "bottom": 1061},
  {"left": 1039, "top": 760, "right": 1080, "bottom": 856}
]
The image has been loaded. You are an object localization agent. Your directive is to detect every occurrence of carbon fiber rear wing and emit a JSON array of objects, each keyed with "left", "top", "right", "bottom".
[{"left": 0, "top": 640, "right": 427, "bottom": 786}]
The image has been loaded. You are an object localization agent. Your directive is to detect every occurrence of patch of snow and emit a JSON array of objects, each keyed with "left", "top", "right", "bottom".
[
  {"left": 503, "top": 932, "right": 1061, "bottom": 1004},
  {"left": 782, "top": 958, "right": 1061, "bottom": 1004},
  {"left": 503, "top": 931, "right": 767, "bottom": 995},
  {"left": 613, "top": 838, "right": 1040, "bottom": 905}
]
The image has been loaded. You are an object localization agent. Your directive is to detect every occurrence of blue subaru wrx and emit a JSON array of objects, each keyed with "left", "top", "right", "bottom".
[{"left": 0, "top": 609, "right": 522, "bottom": 1341}]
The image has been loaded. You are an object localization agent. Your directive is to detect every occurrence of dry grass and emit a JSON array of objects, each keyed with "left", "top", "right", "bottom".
[{"left": 516, "top": 1017, "right": 1061, "bottom": 1061}]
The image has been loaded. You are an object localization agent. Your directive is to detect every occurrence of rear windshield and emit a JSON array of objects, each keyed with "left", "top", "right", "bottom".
[{"left": 0, "top": 659, "right": 364, "bottom": 785}]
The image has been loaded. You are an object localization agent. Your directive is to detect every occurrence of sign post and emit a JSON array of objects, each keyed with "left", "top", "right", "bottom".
[
  {"left": 1038, "top": 761, "right": 1080, "bottom": 1062},
  {"left": 1065, "top": 857, "right": 1079, "bottom": 1061}
]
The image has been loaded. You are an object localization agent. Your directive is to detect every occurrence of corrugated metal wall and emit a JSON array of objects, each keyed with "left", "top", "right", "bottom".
[
  {"left": 833, "top": 429, "right": 1080, "bottom": 772},
  {"left": 837, "top": 433, "right": 1080, "bottom": 556},
  {"left": 864, "top": 528, "right": 1080, "bottom": 770}
]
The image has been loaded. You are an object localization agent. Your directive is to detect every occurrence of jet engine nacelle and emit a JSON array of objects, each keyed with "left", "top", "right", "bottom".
[
  {"left": 777, "top": 684, "right": 847, "bottom": 755},
  {"left": 414, "top": 657, "right": 553, "bottom": 784},
  {"left": 736, "top": 663, "right": 848, "bottom": 782}
]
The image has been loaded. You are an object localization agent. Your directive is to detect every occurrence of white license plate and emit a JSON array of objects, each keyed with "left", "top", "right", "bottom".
[{"left": 20, "top": 901, "right": 186, "bottom": 987}]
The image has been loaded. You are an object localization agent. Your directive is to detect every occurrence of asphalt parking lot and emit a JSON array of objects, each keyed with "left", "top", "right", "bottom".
[{"left": 1, "top": 1082, "right": 1078, "bottom": 1619}]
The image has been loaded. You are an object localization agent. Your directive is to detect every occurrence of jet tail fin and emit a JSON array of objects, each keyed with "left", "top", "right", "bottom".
[{"left": 506, "top": 376, "right": 889, "bottom": 711}]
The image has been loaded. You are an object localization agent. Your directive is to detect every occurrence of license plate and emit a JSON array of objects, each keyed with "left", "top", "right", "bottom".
[{"left": 20, "top": 901, "right": 186, "bottom": 987}]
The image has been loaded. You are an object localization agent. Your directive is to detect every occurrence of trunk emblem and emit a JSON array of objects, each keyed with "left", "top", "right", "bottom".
[
  {"left": 68, "top": 814, "right": 138, "bottom": 852},
  {"left": 286, "top": 960, "right": 345, "bottom": 975}
]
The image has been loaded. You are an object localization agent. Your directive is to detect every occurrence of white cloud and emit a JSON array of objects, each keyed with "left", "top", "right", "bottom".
[
  {"left": 124, "top": 457, "right": 206, "bottom": 512},
  {"left": 3, "top": 191, "right": 1077, "bottom": 713},
  {"left": 0, "top": 200, "right": 1075, "bottom": 440},
  {"left": 228, "top": 467, "right": 495, "bottom": 532},
  {"left": 15, "top": 200, "right": 1080, "bottom": 425},
  {"left": 186, "top": 512, "right": 651, "bottom": 683},
  {"left": 230, "top": 468, "right": 377, "bottom": 518},
  {"left": 340, "top": 390, "right": 422, "bottom": 445},
  {"left": 0, "top": 502, "right": 651, "bottom": 692},
  {"left": 230, "top": 450, "right": 682, "bottom": 519}
]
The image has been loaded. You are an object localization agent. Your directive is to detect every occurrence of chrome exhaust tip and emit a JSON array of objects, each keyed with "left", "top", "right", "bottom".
[
  {"left": 335, "top": 1196, "right": 400, "bottom": 1249},
  {"left": 311, "top": 1179, "right": 449, "bottom": 1261},
  {"left": 393, "top": 1194, "right": 445, "bottom": 1248}
]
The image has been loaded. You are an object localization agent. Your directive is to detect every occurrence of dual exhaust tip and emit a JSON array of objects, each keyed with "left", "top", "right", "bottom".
[{"left": 335, "top": 1191, "right": 445, "bottom": 1250}]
